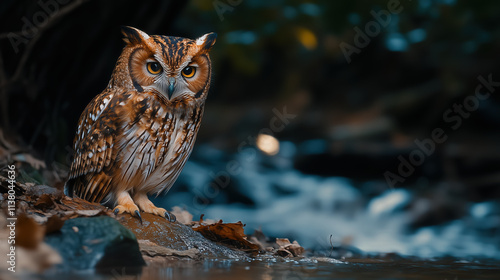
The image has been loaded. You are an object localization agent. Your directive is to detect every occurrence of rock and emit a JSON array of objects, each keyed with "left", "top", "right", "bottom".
[
  {"left": 138, "top": 240, "right": 199, "bottom": 259},
  {"left": 116, "top": 212, "right": 248, "bottom": 259},
  {"left": 45, "top": 216, "right": 145, "bottom": 271}
]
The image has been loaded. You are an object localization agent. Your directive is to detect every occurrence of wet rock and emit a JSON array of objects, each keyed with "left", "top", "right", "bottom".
[
  {"left": 139, "top": 240, "right": 199, "bottom": 259},
  {"left": 116, "top": 213, "right": 248, "bottom": 259},
  {"left": 45, "top": 216, "right": 145, "bottom": 271}
]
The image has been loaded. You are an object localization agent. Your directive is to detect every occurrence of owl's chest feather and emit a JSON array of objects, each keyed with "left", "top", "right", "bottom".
[{"left": 116, "top": 94, "right": 203, "bottom": 193}]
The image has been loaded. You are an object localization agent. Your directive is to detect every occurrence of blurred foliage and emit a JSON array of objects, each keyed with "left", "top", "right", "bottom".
[{"left": 0, "top": 0, "right": 499, "bottom": 183}]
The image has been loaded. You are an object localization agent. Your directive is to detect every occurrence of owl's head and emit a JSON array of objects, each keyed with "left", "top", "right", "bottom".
[{"left": 113, "top": 26, "right": 216, "bottom": 103}]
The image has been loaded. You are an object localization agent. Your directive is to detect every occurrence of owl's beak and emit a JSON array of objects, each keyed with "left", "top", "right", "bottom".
[{"left": 167, "top": 77, "right": 176, "bottom": 99}]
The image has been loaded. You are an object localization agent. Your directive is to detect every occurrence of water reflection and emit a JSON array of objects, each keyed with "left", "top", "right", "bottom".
[{"left": 102, "top": 257, "right": 500, "bottom": 280}]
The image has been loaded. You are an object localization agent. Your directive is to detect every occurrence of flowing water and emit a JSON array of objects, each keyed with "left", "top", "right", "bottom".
[
  {"left": 138, "top": 258, "right": 500, "bottom": 280},
  {"left": 155, "top": 143, "right": 500, "bottom": 260},
  {"left": 37, "top": 256, "right": 500, "bottom": 280}
]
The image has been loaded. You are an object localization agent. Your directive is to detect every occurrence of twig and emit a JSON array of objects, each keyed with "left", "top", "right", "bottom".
[{"left": 328, "top": 234, "right": 334, "bottom": 258}]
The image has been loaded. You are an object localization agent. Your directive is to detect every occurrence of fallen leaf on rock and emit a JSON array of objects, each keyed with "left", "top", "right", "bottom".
[
  {"left": 117, "top": 212, "right": 249, "bottom": 259},
  {"left": 193, "top": 220, "right": 259, "bottom": 251}
]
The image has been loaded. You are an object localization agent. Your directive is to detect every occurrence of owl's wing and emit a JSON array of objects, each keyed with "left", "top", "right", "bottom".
[{"left": 65, "top": 90, "right": 121, "bottom": 203}]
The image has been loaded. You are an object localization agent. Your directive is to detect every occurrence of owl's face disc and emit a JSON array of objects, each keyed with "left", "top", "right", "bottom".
[{"left": 122, "top": 27, "right": 216, "bottom": 103}]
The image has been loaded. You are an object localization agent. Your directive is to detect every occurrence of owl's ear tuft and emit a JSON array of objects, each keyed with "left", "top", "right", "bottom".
[
  {"left": 121, "top": 26, "right": 150, "bottom": 45},
  {"left": 196, "top": 32, "right": 217, "bottom": 52}
]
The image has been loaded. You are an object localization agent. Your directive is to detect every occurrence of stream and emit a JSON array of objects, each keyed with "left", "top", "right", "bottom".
[
  {"left": 136, "top": 257, "right": 500, "bottom": 280},
  {"left": 40, "top": 256, "right": 500, "bottom": 279}
]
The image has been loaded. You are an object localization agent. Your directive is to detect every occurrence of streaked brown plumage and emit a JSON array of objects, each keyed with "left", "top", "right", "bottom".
[{"left": 64, "top": 27, "right": 216, "bottom": 221}]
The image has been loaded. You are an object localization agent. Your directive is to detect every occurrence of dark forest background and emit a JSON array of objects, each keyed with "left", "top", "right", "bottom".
[{"left": 1, "top": 0, "right": 500, "bottom": 231}]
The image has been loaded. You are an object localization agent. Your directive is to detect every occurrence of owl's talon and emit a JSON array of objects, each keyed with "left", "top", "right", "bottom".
[
  {"left": 135, "top": 210, "right": 143, "bottom": 224},
  {"left": 164, "top": 211, "right": 176, "bottom": 223},
  {"left": 112, "top": 195, "right": 140, "bottom": 221}
]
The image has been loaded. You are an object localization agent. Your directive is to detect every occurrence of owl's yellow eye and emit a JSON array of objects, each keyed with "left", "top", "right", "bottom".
[
  {"left": 147, "top": 62, "right": 162, "bottom": 75},
  {"left": 181, "top": 66, "right": 196, "bottom": 78}
]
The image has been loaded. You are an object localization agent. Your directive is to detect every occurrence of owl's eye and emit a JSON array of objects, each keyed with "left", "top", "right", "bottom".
[
  {"left": 181, "top": 66, "right": 196, "bottom": 78},
  {"left": 147, "top": 62, "right": 162, "bottom": 75}
]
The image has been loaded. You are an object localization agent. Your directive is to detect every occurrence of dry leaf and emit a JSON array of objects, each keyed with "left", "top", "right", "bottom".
[
  {"left": 275, "top": 238, "right": 305, "bottom": 257},
  {"left": 45, "top": 215, "right": 64, "bottom": 234},
  {"left": 171, "top": 206, "right": 193, "bottom": 225},
  {"left": 285, "top": 241, "right": 305, "bottom": 257},
  {"left": 276, "top": 238, "right": 291, "bottom": 247},
  {"left": 277, "top": 248, "right": 293, "bottom": 257},
  {"left": 34, "top": 194, "right": 55, "bottom": 210},
  {"left": 193, "top": 220, "right": 259, "bottom": 251},
  {"left": 16, "top": 214, "right": 44, "bottom": 249}
]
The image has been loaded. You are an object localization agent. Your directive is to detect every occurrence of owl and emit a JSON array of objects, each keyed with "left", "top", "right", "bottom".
[{"left": 64, "top": 26, "right": 217, "bottom": 222}]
